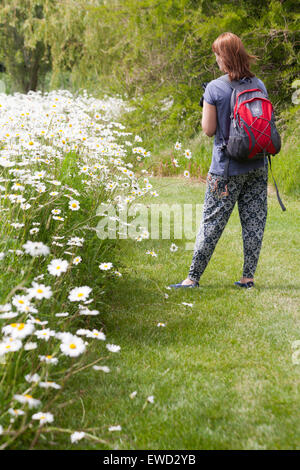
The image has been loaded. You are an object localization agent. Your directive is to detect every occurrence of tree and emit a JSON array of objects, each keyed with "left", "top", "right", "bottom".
[
  {"left": 0, "top": 0, "right": 52, "bottom": 92},
  {"left": 0, "top": 0, "right": 87, "bottom": 93}
]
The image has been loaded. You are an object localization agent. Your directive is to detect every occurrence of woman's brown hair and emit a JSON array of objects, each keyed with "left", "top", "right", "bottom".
[{"left": 212, "top": 32, "right": 258, "bottom": 81}]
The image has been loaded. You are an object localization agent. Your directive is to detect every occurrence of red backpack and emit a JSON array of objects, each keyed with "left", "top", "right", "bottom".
[{"left": 219, "top": 75, "right": 286, "bottom": 211}]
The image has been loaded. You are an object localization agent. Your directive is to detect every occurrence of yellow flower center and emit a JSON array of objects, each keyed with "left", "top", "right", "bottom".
[
  {"left": 69, "top": 343, "right": 77, "bottom": 349},
  {"left": 24, "top": 394, "right": 32, "bottom": 399},
  {"left": 37, "top": 289, "right": 43, "bottom": 293}
]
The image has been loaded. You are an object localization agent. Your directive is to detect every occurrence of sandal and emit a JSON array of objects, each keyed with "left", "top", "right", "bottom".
[
  {"left": 168, "top": 280, "right": 199, "bottom": 289},
  {"left": 234, "top": 281, "right": 255, "bottom": 289}
]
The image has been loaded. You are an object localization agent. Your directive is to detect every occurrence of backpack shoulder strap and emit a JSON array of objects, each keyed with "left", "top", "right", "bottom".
[
  {"left": 218, "top": 74, "right": 240, "bottom": 91},
  {"left": 218, "top": 74, "right": 259, "bottom": 92},
  {"left": 218, "top": 74, "right": 234, "bottom": 89}
]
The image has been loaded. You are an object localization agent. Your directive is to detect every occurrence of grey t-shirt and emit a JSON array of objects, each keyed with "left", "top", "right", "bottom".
[{"left": 203, "top": 74, "right": 268, "bottom": 176}]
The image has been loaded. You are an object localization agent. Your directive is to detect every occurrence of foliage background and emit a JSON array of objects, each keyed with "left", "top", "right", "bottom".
[{"left": 0, "top": 0, "right": 299, "bottom": 194}]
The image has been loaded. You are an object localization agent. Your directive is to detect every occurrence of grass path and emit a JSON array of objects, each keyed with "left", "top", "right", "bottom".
[{"left": 52, "top": 176, "right": 299, "bottom": 450}]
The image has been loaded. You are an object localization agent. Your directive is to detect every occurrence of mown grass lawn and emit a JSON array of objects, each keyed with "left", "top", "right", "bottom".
[{"left": 46, "top": 176, "right": 299, "bottom": 450}]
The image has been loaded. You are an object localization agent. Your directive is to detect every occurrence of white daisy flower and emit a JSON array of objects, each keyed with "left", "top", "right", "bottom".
[
  {"left": 24, "top": 342, "right": 37, "bottom": 351},
  {"left": 39, "top": 355, "right": 58, "bottom": 365},
  {"left": 27, "top": 282, "right": 52, "bottom": 300},
  {"left": 76, "top": 329, "right": 90, "bottom": 336},
  {"left": 2, "top": 322, "right": 34, "bottom": 340},
  {"left": 11, "top": 295, "right": 32, "bottom": 313},
  {"left": 22, "top": 241, "right": 50, "bottom": 257},
  {"left": 157, "top": 322, "right": 166, "bottom": 327},
  {"left": 32, "top": 412, "right": 54, "bottom": 425},
  {"left": 69, "top": 199, "right": 80, "bottom": 211},
  {"left": 99, "top": 262, "right": 113, "bottom": 271},
  {"left": 13, "top": 394, "right": 41, "bottom": 408},
  {"left": 8, "top": 408, "right": 25, "bottom": 417},
  {"left": 79, "top": 165, "right": 89, "bottom": 174},
  {"left": 0, "top": 338, "right": 22, "bottom": 356},
  {"left": 108, "top": 425, "right": 122, "bottom": 432},
  {"left": 25, "top": 373, "right": 40, "bottom": 383},
  {"left": 29, "top": 227, "right": 39, "bottom": 235},
  {"left": 146, "top": 250, "right": 157, "bottom": 257},
  {"left": 28, "top": 314, "right": 48, "bottom": 324},
  {"left": 129, "top": 391, "right": 137, "bottom": 399},
  {"left": 93, "top": 365, "right": 110, "bottom": 373},
  {"left": 47, "top": 258, "right": 69, "bottom": 277},
  {"left": 68, "top": 286, "right": 92, "bottom": 302},
  {"left": 55, "top": 312, "right": 69, "bottom": 317},
  {"left": 106, "top": 343, "right": 121, "bottom": 353},
  {"left": 78, "top": 307, "right": 100, "bottom": 316},
  {"left": 10, "top": 222, "right": 24, "bottom": 228},
  {"left": 0, "top": 303, "right": 12, "bottom": 312},
  {"left": 35, "top": 328, "right": 56, "bottom": 342},
  {"left": 73, "top": 256, "right": 82, "bottom": 265},
  {"left": 174, "top": 141, "right": 182, "bottom": 150},
  {"left": 56, "top": 332, "right": 74, "bottom": 342},
  {"left": 141, "top": 230, "right": 150, "bottom": 239},
  {"left": 60, "top": 336, "right": 86, "bottom": 357},
  {"left": 0, "top": 312, "right": 18, "bottom": 319},
  {"left": 67, "top": 237, "right": 84, "bottom": 247},
  {"left": 34, "top": 274, "right": 44, "bottom": 280},
  {"left": 70, "top": 431, "right": 85, "bottom": 443},
  {"left": 147, "top": 395, "right": 155, "bottom": 403},
  {"left": 170, "top": 243, "right": 178, "bottom": 252},
  {"left": 39, "top": 381, "right": 61, "bottom": 389},
  {"left": 184, "top": 149, "right": 192, "bottom": 159},
  {"left": 86, "top": 329, "right": 106, "bottom": 341},
  {"left": 184, "top": 170, "right": 190, "bottom": 178}
]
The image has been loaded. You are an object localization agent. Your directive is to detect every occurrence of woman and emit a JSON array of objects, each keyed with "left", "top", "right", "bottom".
[{"left": 169, "top": 32, "right": 269, "bottom": 289}]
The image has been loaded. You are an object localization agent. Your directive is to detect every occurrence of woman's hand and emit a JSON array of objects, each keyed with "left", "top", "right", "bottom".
[{"left": 202, "top": 100, "right": 217, "bottom": 137}]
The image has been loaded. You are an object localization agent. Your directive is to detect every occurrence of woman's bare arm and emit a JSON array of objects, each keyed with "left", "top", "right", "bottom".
[{"left": 202, "top": 100, "right": 217, "bottom": 137}]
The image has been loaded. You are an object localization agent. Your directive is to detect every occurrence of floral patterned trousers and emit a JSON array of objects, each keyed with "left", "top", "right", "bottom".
[{"left": 188, "top": 165, "right": 268, "bottom": 282}]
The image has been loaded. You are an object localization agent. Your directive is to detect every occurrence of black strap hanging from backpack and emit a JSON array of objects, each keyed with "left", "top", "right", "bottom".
[{"left": 267, "top": 155, "right": 286, "bottom": 211}]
